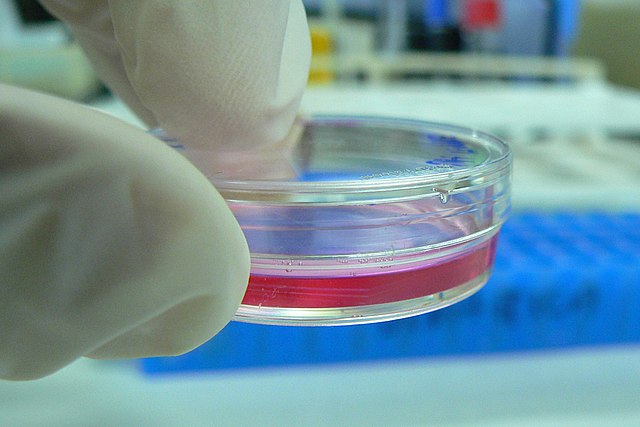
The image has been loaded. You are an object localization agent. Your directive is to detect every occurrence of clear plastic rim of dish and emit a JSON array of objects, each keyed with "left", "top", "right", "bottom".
[
  {"left": 209, "top": 116, "right": 511, "bottom": 205},
  {"left": 156, "top": 115, "right": 512, "bottom": 326}
]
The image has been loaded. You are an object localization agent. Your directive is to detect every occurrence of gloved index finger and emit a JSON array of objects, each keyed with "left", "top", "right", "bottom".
[
  {"left": 40, "top": 1, "right": 311, "bottom": 154},
  {"left": 107, "top": 0, "right": 311, "bottom": 152},
  {"left": 38, "top": 0, "right": 158, "bottom": 127}
]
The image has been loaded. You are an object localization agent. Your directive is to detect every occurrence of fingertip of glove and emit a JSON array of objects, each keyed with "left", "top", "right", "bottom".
[{"left": 1, "top": 85, "right": 251, "bottom": 374}]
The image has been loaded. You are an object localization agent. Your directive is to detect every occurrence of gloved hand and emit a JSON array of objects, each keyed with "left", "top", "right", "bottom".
[{"left": 0, "top": 1, "right": 310, "bottom": 381}]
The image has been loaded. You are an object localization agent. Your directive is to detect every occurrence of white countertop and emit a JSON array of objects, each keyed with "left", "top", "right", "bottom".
[
  {"left": 94, "top": 81, "right": 640, "bottom": 211},
  {"left": 2, "top": 345, "right": 640, "bottom": 427}
]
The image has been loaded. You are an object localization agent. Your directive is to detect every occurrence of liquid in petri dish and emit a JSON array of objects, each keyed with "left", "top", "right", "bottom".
[{"left": 242, "top": 235, "right": 498, "bottom": 309}]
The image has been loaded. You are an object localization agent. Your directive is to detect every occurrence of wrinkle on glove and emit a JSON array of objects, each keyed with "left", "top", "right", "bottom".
[
  {"left": 0, "top": 84, "right": 250, "bottom": 380},
  {"left": 39, "top": 0, "right": 311, "bottom": 151}
]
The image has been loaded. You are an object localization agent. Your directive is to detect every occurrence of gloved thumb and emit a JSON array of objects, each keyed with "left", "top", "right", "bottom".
[{"left": 0, "top": 83, "right": 250, "bottom": 380}]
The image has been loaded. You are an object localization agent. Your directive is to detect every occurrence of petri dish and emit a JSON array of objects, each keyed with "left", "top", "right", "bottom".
[{"left": 158, "top": 116, "right": 512, "bottom": 326}]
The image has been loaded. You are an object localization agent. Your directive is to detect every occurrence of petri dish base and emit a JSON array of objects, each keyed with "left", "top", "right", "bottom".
[
  {"left": 237, "top": 272, "right": 491, "bottom": 326},
  {"left": 237, "top": 232, "right": 498, "bottom": 326}
]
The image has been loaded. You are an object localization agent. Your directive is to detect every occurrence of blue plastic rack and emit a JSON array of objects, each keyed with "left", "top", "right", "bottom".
[{"left": 141, "top": 212, "right": 640, "bottom": 375}]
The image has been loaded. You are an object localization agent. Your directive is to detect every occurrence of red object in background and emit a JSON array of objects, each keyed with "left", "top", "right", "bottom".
[
  {"left": 242, "top": 236, "right": 498, "bottom": 309},
  {"left": 463, "top": 0, "right": 501, "bottom": 30}
]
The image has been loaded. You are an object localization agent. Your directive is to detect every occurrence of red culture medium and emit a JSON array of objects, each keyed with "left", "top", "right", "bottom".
[{"left": 242, "top": 236, "right": 498, "bottom": 309}]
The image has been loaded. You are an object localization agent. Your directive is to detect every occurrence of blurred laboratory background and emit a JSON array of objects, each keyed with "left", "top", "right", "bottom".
[{"left": 2, "top": 0, "right": 640, "bottom": 426}]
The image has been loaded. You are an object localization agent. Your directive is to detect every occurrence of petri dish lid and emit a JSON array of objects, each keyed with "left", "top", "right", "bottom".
[{"left": 169, "top": 116, "right": 512, "bottom": 205}]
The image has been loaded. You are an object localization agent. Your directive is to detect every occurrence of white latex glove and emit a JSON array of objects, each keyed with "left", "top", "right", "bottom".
[{"left": 1, "top": 1, "right": 310, "bottom": 381}]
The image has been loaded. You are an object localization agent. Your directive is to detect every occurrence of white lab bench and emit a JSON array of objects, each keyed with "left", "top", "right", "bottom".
[
  {"left": 2, "top": 346, "right": 640, "bottom": 427},
  {"left": 2, "top": 82, "right": 639, "bottom": 426},
  {"left": 300, "top": 82, "right": 640, "bottom": 210},
  {"left": 92, "top": 80, "right": 640, "bottom": 211}
]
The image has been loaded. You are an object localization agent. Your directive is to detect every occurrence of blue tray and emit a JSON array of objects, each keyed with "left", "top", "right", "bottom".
[{"left": 141, "top": 212, "right": 640, "bottom": 374}]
